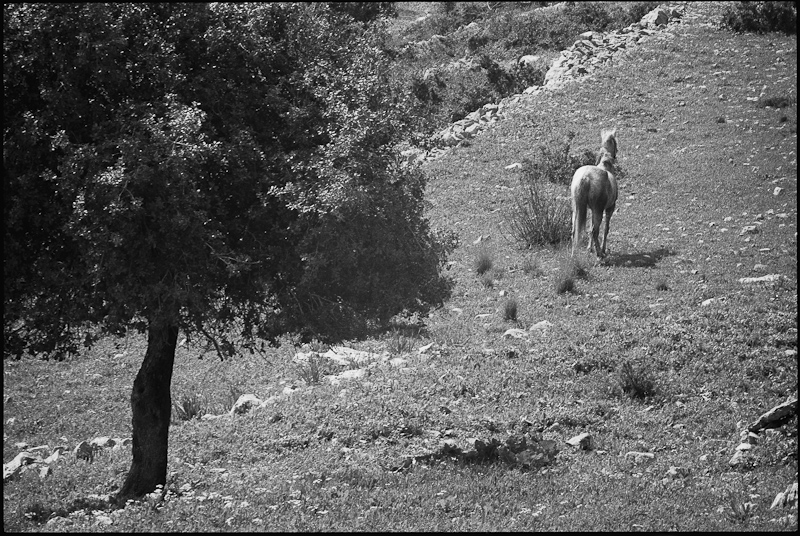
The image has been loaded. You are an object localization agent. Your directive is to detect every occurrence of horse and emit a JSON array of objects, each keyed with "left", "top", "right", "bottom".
[{"left": 571, "top": 129, "right": 618, "bottom": 259}]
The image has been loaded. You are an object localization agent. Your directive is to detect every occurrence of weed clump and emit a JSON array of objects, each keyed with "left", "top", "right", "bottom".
[
  {"left": 502, "top": 298, "right": 518, "bottom": 322},
  {"left": 618, "top": 361, "right": 656, "bottom": 399},
  {"left": 173, "top": 391, "right": 206, "bottom": 421}
]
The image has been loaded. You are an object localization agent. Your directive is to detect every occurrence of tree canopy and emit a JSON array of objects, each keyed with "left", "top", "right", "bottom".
[
  {"left": 4, "top": 2, "right": 453, "bottom": 501},
  {"left": 4, "top": 2, "right": 454, "bottom": 359}
]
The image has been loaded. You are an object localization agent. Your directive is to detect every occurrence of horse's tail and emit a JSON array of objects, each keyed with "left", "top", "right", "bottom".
[{"left": 571, "top": 174, "right": 589, "bottom": 251}]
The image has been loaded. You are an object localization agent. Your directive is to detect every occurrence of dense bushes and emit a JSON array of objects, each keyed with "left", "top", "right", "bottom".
[{"left": 722, "top": 1, "right": 797, "bottom": 34}]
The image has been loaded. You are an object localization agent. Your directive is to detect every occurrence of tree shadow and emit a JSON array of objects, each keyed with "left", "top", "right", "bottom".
[{"left": 601, "top": 247, "right": 674, "bottom": 268}]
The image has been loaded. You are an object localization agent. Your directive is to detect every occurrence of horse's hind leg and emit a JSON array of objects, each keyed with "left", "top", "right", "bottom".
[
  {"left": 590, "top": 208, "right": 604, "bottom": 257},
  {"left": 571, "top": 208, "right": 579, "bottom": 256},
  {"left": 601, "top": 206, "right": 615, "bottom": 257}
]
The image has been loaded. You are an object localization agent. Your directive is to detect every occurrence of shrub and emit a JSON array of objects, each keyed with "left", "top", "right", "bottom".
[
  {"left": 505, "top": 141, "right": 574, "bottom": 248},
  {"left": 618, "top": 361, "right": 656, "bottom": 399},
  {"left": 721, "top": 1, "right": 797, "bottom": 34},
  {"left": 506, "top": 175, "right": 571, "bottom": 248}
]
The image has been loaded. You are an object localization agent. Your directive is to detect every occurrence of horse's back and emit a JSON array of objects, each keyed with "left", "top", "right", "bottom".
[{"left": 571, "top": 165, "right": 617, "bottom": 210}]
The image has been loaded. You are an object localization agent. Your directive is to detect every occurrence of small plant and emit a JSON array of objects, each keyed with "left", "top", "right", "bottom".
[
  {"left": 387, "top": 329, "right": 414, "bottom": 355},
  {"left": 555, "top": 255, "right": 589, "bottom": 294},
  {"left": 502, "top": 298, "right": 518, "bottom": 322},
  {"left": 222, "top": 383, "right": 246, "bottom": 413},
  {"left": 521, "top": 256, "right": 542, "bottom": 277},
  {"left": 655, "top": 280, "right": 670, "bottom": 291},
  {"left": 480, "top": 273, "right": 495, "bottom": 289},
  {"left": 173, "top": 391, "right": 206, "bottom": 421},
  {"left": 295, "top": 353, "right": 330, "bottom": 386},
  {"left": 727, "top": 494, "right": 757, "bottom": 524},
  {"left": 618, "top": 361, "right": 656, "bottom": 399},
  {"left": 474, "top": 247, "right": 494, "bottom": 275},
  {"left": 556, "top": 270, "right": 576, "bottom": 295}
]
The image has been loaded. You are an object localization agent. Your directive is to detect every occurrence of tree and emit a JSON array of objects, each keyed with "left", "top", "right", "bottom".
[{"left": 4, "top": 3, "right": 452, "bottom": 503}]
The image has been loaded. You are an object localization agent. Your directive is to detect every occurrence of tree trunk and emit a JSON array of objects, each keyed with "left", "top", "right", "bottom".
[{"left": 116, "top": 321, "right": 178, "bottom": 503}]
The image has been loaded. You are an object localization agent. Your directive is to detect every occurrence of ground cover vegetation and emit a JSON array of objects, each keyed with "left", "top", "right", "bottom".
[{"left": 4, "top": 1, "right": 798, "bottom": 532}]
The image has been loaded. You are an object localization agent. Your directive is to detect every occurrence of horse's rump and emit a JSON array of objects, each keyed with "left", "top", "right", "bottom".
[{"left": 571, "top": 165, "right": 615, "bottom": 212}]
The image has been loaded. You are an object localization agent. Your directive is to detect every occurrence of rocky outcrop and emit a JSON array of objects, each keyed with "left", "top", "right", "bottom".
[
  {"left": 543, "top": 6, "right": 685, "bottom": 90},
  {"left": 419, "top": 4, "right": 686, "bottom": 164}
]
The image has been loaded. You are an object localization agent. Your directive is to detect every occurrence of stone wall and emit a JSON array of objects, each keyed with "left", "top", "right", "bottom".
[{"left": 401, "top": 4, "right": 687, "bottom": 166}]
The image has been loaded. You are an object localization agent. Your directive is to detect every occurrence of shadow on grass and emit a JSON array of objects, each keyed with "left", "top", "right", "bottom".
[{"left": 602, "top": 247, "right": 673, "bottom": 268}]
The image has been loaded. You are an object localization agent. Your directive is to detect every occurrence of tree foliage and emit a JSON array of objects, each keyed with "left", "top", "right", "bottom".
[{"left": 4, "top": 2, "right": 454, "bottom": 358}]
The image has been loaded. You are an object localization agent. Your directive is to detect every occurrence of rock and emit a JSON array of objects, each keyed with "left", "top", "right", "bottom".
[
  {"left": 3, "top": 451, "right": 41, "bottom": 482},
  {"left": 505, "top": 162, "right": 522, "bottom": 170},
  {"left": 642, "top": 8, "right": 670, "bottom": 27},
  {"left": 529, "top": 320, "right": 553, "bottom": 331},
  {"left": 43, "top": 446, "right": 65, "bottom": 464},
  {"left": 518, "top": 54, "right": 540, "bottom": 68},
  {"left": 739, "top": 225, "right": 759, "bottom": 236},
  {"left": 502, "top": 328, "right": 528, "bottom": 340},
  {"left": 729, "top": 449, "right": 746, "bottom": 466},
  {"left": 773, "top": 187, "right": 784, "bottom": 196},
  {"left": 748, "top": 398, "right": 798, "bottom": 432},
  {"left": 753, "top": 264, "right": 768, "bottom": 272},
  {"left": 664, "top": 466, "right": 691, "bottom": 480},
  {"left": 39, "top": 465, "right": 52, "bottom": 479},
  {"left": 322, "top": 346, "right": 384, "bottom": 367},
  {"left": 389, "top": 357, "right": 407, "bottom": 368},
  {"left": 418, "top": 343, "right": 434, "bottom": 354},
  {"left": 626, "top": 451, "right": 655, "bottom": 463},
  {"left": 330, "top": 368, "right": 366, "bottom": 382},
  {"left": 735, "top": 442, "right": 752, "bottom": 452},
  {"left": 566, "top": 432, "right": 592, "bottom": 450},
  {"left": 701, "top": 298, "right": 715, "bottom": 307},
  {"left": 231, "top": 394, "right": 263, "bottom": 415},
  {"left": 738, "top": 274, "right": 785, "bottom": 285},
  {"left": 95, "top": 515, "right": 113, "bottom": 526}
]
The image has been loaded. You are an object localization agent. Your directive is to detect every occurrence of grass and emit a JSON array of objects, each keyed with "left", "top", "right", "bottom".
[
  {"left": 474, "top": 247, "right": 494, "bottom": 275},
  {"left": 3, "top": 2, "right": 798, "bottom": 532}
]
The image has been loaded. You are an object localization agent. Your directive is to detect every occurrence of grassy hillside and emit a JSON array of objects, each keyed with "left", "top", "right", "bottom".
[{"left": 3, "top": 2, "right": 797, "bottom": 532}]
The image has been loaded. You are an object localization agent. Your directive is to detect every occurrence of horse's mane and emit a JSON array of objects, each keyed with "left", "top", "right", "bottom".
[{"left": 598, "top": 154, "right": 616, "bottom": 173}]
